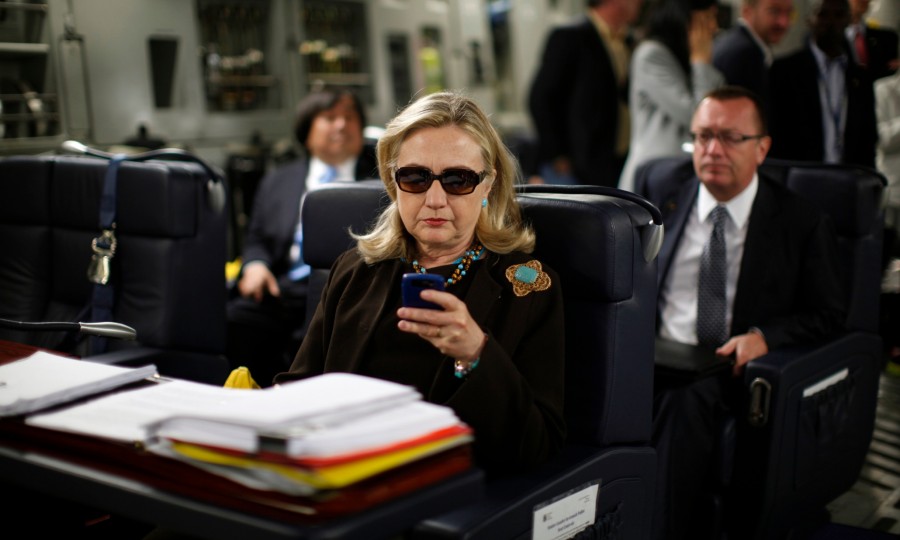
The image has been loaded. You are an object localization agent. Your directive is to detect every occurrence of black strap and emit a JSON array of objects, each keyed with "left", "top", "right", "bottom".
[{"left": 89, "top": 154, "right": 126, "bottom": 354}]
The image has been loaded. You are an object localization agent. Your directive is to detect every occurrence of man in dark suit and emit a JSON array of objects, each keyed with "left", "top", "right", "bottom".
[
  {"left": 635, "top": 86, "right": 845, "bottom": 540},
  {"left": 226, "top": 89, "right": 377, "bottom": 386},
  {"left": 712, "top": 0, "right": 794, "bottom": 105},
  {"left": 528, "top": 0, "right": 641, "bottom": 186},
  {"left": 847, "top": 0, "right": 899, "bottom": 81},
  {"left": 768, "top": 0, "right": 878, "bottom": 167}
]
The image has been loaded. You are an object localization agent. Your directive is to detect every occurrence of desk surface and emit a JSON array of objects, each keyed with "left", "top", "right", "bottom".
[
  {"left": 0, "top": 341, "right": 484, "bottom": 540},
  {"left": 0, "top": 339, "right": 69, "bottom": 363},
  {"left": 0, "top": 442, "right": 482, "bottom": 540}
]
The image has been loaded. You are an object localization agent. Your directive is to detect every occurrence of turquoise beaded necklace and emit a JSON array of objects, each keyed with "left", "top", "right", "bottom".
[{"left": 411, "top": 242, "right": 485, "bottom": 286}]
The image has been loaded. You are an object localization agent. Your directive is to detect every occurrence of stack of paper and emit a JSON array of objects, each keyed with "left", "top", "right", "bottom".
[
  {"left": 0, "top": 351, "right": 157, "bottom": 417},
  {"left": 146, "top": 373, "right": 473, "bottom": 496}
]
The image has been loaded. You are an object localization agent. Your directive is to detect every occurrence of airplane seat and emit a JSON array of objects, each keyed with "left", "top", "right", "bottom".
[
  {"left": 0, "top": 154, "right": 230, "bottom": 384},
  {"left": 301, "top": 182, "right": 662, "bottom": 540},
  {"left": 635, "top": 155, "right": 885, "bottom": 540}
]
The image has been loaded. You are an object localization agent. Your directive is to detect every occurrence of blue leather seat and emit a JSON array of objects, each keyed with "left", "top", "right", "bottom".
[
  {"left": 301, "top": 181, "right": 662, "bottom": 539},
  {"left": 0, "top": 154, "right": 230, "bottom": 384},
  {"left": 635, "top": 155, "right": 885, "bottom": 539}
]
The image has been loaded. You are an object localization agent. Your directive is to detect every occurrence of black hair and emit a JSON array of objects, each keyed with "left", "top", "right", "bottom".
[
  {"left": 293, "top": 89, "right": 366, "bottom": 149},
  {"left": 644, "top": 0, "right": 693, "bottom": 79},
  {"left": 703, "top": 85, "right": 768, "bottom": 134}
]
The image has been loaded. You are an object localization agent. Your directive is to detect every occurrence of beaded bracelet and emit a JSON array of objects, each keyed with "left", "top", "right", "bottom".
[
  {"left": 454, "top": 357, "right": 480, "bottom": 379},
  {"left": 454, "top": 332, "right": 488, "bottom": 379}
]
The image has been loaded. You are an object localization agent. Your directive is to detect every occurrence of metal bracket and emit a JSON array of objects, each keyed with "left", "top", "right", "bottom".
[{"left": 748, "top": 377, "right": 772, "bottom": 427}]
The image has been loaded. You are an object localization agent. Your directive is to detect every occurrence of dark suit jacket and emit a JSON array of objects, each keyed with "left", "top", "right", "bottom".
[
  {"left": 635, "top": 158, "right": 846, "bottom": 350},
  {"left": 275, "top": 249, "right": 567, "bottom": 473},
  {"left": 857, "top": 24, "right": 899, "bottom": 81},
  {"left": 529, "top": 16, "right": 624, "bottom": 186},
  {"left": 240, "top": 145, "right": 377, "bottom": 280},
  {"left": 713, "top": 24, "right": 769, "bottom": 105},
  {"left": 768, "top": 43, "right": 878, "bottom": 168}
]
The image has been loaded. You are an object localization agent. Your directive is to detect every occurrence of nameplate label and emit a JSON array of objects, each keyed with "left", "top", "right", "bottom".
[
  {"left": 802, "top": 367, "right": 849, "bottom": 398},
  {"left": 532, "top": 481, "right": 599, "bottom": 540}
]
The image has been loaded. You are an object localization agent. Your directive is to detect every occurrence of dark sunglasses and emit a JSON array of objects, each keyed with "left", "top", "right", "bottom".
[{"left": 394, "top": 166, "right": 486, "bottom": 195}]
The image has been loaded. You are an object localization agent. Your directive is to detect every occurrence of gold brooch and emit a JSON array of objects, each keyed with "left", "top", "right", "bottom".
[{"left": 505, "top": 260, "right": 551, "bottom": 297}]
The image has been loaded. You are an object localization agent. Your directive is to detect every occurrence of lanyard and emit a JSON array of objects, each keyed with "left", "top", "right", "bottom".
[{"left": 815, "top": 58, "right": 847, "bottom": 161}]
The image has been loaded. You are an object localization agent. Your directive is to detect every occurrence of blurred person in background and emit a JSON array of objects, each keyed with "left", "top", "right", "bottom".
[
  {"left": 529, "top": 0, "right": 643, "bottom": 186},
  {"left": 846, "top": 0, "right": 899, "bottom": 81},
  {"left": 618, "top": 0, "right": 724, "bottom": 192},
  {"left": 768, "top": 0, "right": 878, "bottom": 167},
  {"left": 713, "top": 0, "right": 795, "bottom": 106},
  {"left": 227, "top": 89, "right": 376, "bottom": 387}
]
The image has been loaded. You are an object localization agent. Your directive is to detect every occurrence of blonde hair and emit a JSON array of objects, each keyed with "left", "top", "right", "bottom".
[{"left": 354, "top": 91, "right": 534, "bottom": 263}]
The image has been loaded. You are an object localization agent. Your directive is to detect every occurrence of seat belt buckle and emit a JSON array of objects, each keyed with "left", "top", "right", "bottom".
[{"left": 88, "top": 228, "right": 117, "bottom": 285}]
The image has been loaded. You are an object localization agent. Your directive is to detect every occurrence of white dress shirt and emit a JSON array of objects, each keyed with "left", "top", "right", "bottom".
[
  {"left": 659, "top": 175, "right": 758, "bottom": 344},
  {"left": 305, "top": 156, "right": 358, "bottom": 191}
]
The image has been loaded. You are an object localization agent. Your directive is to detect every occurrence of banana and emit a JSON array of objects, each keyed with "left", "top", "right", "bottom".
[{"left": 224, "top": 366, "right": 261, "bottom": 389}]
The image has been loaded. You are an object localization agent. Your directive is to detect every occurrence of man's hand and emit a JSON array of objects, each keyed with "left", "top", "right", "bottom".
[
  {"left": 716, "top": 331, "right": 768, "bottom": 377},
  {"left": 237, "top": 262, "right": 280, "bottom": 302},
  {"left": 688, "top": 9, "right": 717, "bottom": 63}
]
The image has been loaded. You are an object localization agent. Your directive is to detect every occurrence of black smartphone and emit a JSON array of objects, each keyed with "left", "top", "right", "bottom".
[{"left": 401, "top": 273, "right": 445, "bottom": 310}]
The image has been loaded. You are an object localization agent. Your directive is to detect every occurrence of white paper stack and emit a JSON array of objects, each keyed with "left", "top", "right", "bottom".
[
  {"left": 148, "top": 372, "right": 424, "bottom": 454},
  {"left": 0, "top": 351, "right": 157, "bottom": 417}
]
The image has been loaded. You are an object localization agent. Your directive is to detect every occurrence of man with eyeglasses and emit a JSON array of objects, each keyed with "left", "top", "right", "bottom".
[
  {"left": 713, "top": 0, "right": 795, "bottom": 107},
  {"left": 636, "top": 86, "right": 845, "bottom": 539}
]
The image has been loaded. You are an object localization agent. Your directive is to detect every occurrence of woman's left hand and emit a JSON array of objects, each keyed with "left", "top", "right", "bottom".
[{"left": 397, "top": 289, "right": 487, "bottom": 361}]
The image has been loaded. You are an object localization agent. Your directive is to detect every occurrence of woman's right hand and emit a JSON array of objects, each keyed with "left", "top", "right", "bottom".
[
  {"left": 689, "top": 9, "right": 718, "bottom": 64},
  {"left": 238, "top": 262, "right": 280, "bottom": 302},
  {"left": 396, "top": 289, "right": 487, "bottom": 363}
]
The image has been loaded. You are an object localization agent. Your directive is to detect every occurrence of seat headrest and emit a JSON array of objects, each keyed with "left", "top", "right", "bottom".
[
  {"left": 781, "top": 166, "right": 885, "bottom": 238},
  {"left": 519, "top": 193, "right": 651, "bottom": 302},
  {"left": 0, "top": 156, "right": 207, "bottom": 238},
  {"left": 302, "top": 180, "right": 390, "bottom": 268},
  {"left": 303, "top": 183, "right": 656, "bottom": 303}
]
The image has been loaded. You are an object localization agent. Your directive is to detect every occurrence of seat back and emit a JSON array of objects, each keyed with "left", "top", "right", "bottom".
[
  {"left": 302, "top": 182, "right": 660, "bottom": 448},
  {"left": 303, "top": 182, "right": 661, "bottom": 539},
  {"left": 759, "top": 159, "right": 885, "bottom": 332},
  {"left": 0, "top": 155, "right": 227, "bottom": 369},
  {"left": 738, "top": 159, "right": 885, "bottom": 538}
]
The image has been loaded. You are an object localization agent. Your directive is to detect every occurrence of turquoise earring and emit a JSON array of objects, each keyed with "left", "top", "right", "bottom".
[{"left": 482, "top": 198, "right": 488, "bottom": 208}]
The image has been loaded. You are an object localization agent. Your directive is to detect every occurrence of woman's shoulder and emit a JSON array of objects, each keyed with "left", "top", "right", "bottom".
[
  {"left": 631, "top": 41, "right": 682, "bottom": 81},
  {"left": 635, "top": 39, "right": 673, "bottom": 60},
  {"left": 330, "top": 248, "right": 366, "bottom": 275},
  {"left": 494, "top": 250, "right": 536, "bottom": 265},
  {"left": 332, "top": 248, "right": 403, "bottom": 279}
]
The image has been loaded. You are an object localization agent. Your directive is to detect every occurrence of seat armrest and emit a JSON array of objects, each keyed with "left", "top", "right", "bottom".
[
  {"left": 745, "top": 332, "right": 880, "bottom": 382},
  {"left": 743, "top": 332, "right": 882, "bottom": 429},
  {"left": 728, "top": 332, "right": 882, "bottom": 536},
  {"left": 83, "top": 347, "right": 165, "bottom": 367},
  {"left": 413, "top": 445, "right": 656, "bottom": 540}
]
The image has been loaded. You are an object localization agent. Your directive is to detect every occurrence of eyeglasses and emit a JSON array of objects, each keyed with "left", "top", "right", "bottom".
[
  {"left": 690, "top": 130, "right": 765, "bottom": 148},
  {"left": 394, "top": 166, "right": 487, "bottom": 195}
]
